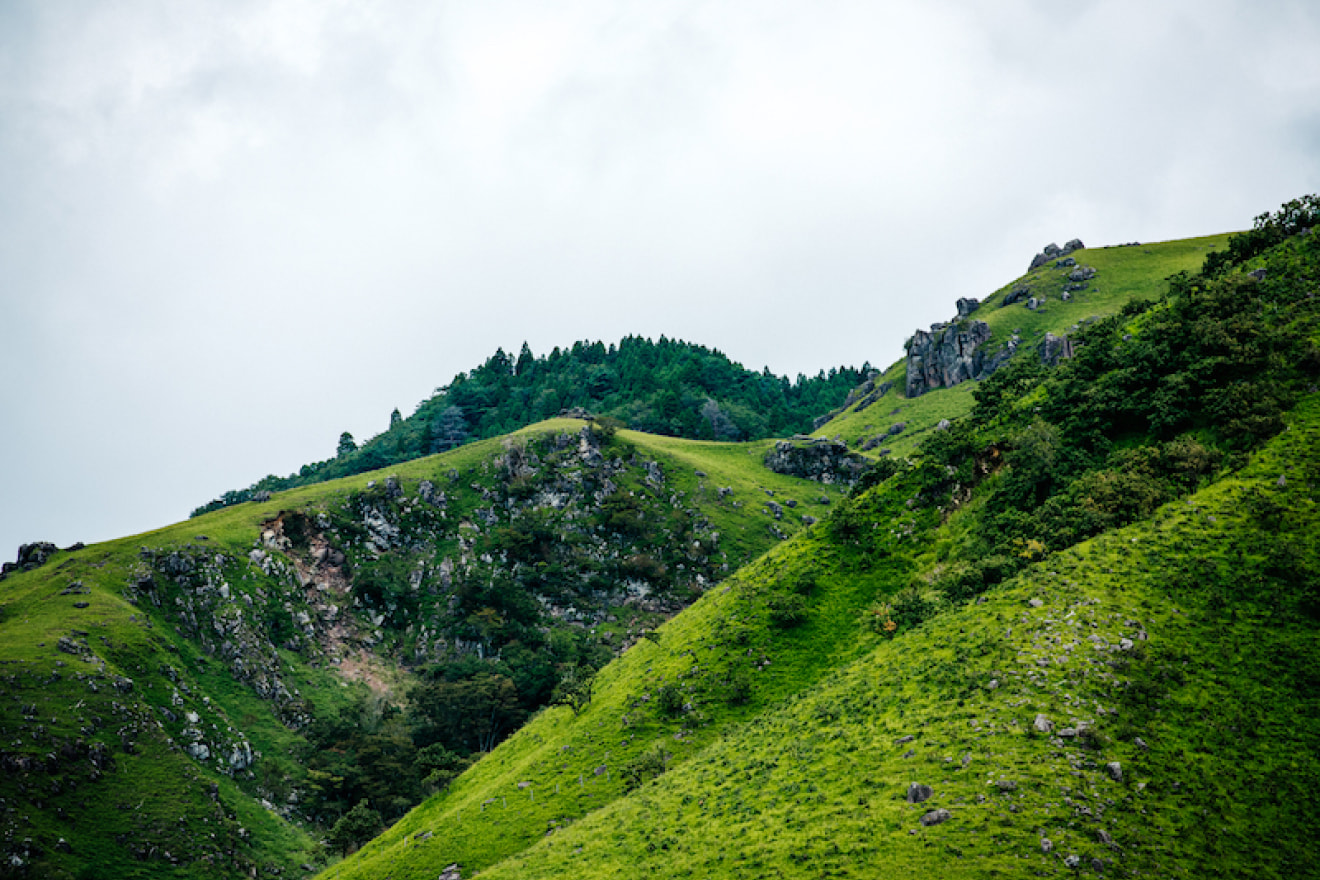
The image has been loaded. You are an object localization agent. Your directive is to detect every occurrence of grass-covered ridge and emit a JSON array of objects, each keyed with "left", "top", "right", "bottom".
[
  {"left": 194, "top": 337, "right": 873, "bottom": 517},
  {"left": 815, "top": 232, "right": 1234, "bottom": 455}
]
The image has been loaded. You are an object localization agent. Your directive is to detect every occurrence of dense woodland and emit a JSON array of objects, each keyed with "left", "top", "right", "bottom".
[{"left": 194, "top": 337, "right": 869, "bottom": 516}]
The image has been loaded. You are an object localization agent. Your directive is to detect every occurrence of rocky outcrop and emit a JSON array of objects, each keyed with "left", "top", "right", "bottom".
[
  {"left": 764, "top": 439, "right": 872, "bottom": 485},
  {"left": 956, "top": 297, "right": 980, "bottom": 317},
  {"left": 905, "top": 320, "right": 1004, "bottom": 397},
  {"left": 1028, "top": 239, "right": 1085, "bottom": 271},
  {"left": 1040, "top": 333, "right": 1076, "bottom": 365},
  {"left": 0, "top": 541, "right": 60, "bottom": 580}
]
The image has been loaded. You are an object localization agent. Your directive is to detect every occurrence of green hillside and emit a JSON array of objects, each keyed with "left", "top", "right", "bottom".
[
  {"left": 5, "top": 198, "right": 1318, "bottom": 880},
  {"left": 816, "top": 232, "right": 1233, "bottom": 456},
  {"left": 322, "top": 201, "right": 1320, "bottom": 879},
  {"left": 0, "top": 422, "right": 843, "bottom": 878},
  {"left": 193, "top": 338, "right": 872, "bottom": 517}
]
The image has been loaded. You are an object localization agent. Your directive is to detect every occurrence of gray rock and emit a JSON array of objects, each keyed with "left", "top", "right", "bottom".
[
  {"left": 1068, "top": 266, "right": 1098, "bottom": 283},
  {"left": 1097, "top": 828, "right": 1114, "bottom": 846},
  {"left": 1033, "top": 714, "right": 1054, "bottom": 733},
  {"left": 1026, "top": 296, "right": 1043, "bottom": 311},
  {"left": 801, "top": 515, "right": 817, "bottom": 526},
  {"left": 904, "top": 320, "right": 996, "bottom": 397},
  {"left": 1040, "top": 837, "right": 1053, "bottom": 854},
  {"left": 919, "top": 808, "right": 951, "bottom": 826},
  {"left": 1040, "top": 333, "right": 1075, "bottom": 366},
  {"left": 763, "top": 440, "right": 872, "bottom": 485},
  {"left": 906, "top": 783, "right": 933, "bottom": 803},
  {"left": 1064, "top": 854, "right": 1080, "bottom": 869},
  {"left": 1029, "top": 239, "right": 1084, "bottom": 271},
  {"left": 1028, "top": 598, "right": 1044, "bottom": 608},
  {"left": 1105, "top": 761, "right": 1122, "bottom": 782},
  {"left": 895, "top": 735, "right": 915, "bottom": 744},
  {"left": 935, "top": 419, "right": 952, "bottom": 431},
  {"left": 765, "top": 501, "right": 784, "bottom": 520},
  {"left": 1055, "top": 257, "right": 1077, "bottom": 268},
  {"left": 886, "top": 422, "right": 907, "bottom": 436},
  {"left": 1002, "top": 285, "right": 1031, "bottom": 306},
  {"left": 956, "top": 297, "right": 981, "bottom": 317},
  {"left": 996, "top": 779, "right": 1017, "bottom": 791},
  {"left": 1249, "top": 268, "right": 1268, "bottom": 280}
]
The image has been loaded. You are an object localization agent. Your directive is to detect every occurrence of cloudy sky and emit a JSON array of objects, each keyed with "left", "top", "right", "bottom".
[{"left": 2, "top": 0, "right": 1318, "bottom": 557}]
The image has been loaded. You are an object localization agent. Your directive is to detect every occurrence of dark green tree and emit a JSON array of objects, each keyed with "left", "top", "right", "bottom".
[{"left": 327, "top": 799, "right": 382, "bottom": 855}]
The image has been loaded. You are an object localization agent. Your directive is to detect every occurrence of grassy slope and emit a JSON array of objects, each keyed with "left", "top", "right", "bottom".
[
  {"left": 0, "top": 422, "right": 838, "bottom": 879},
  {"left": 340, "top": 392, "right": 1320, "bottom": 880},
  {"left": 817, "top": 233, "right": 1233, "bottom": 456}
]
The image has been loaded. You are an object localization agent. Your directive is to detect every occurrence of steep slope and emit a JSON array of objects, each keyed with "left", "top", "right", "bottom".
[
  {"left": 323, "top": 208, "right": 1320, "bottom": 879},
  {"left": 474, "top": 399, "right": 1320, "bottom": 878},
  {"left": 0, "top": 422, "right": 848, "bottom": 879}
]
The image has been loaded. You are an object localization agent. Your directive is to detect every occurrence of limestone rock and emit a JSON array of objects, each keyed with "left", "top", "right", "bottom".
[
  {"left": 1033, "top": 714, "right": 1054, "bottom": 733},
  {"left": 1028, "top": 238, "right": 1084, "bottom": 271},
  {"left": 904, "top": 320, "right": 996, "bottom": 397},
  {"left": 1002, "top": 285, "right": 1031, "bottom": 306},
  {"left": 1039, "top": 332, "right": 1076, "bottom": 365},
  {"left": 763, "top": 440, "right": 872, "bottom": 485}
]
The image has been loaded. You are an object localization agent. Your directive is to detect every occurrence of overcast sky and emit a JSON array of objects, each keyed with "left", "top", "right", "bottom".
[{"left": 2, "top": 0, "right": 1318, "bottom": 558}]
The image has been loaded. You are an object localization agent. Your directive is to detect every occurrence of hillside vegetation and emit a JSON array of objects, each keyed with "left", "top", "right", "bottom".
[
  {"left": 193, "top": 338, "right": 871, "bottom": 517},
  {"left": 0, "top": 421, "right": 844, "bottom": 878},
  {"left": 323, "top": 200, "right": 1320, "bottom": 879},
  {"left": 4, "top": 198, "right": 1318, "bottom": 880}
]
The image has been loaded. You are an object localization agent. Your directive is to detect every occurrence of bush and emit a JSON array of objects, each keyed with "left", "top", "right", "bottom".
[
  {"left": 622, "top": 745, "right": 671, "bottom": 791},
  {"left": 767, "top": 593, "right": 808, "bottom": 628}
]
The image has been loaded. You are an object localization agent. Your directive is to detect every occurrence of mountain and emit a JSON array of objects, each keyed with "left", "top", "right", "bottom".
[
  {"left": 3, "top": 196, "right": 1318, "bottom": 880},
  {"left": 191, "top": 337, "right": 873, "bottom": 518}
]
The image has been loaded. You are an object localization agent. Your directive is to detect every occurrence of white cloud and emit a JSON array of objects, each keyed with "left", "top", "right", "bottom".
[{"left": 1, "top": 0, "right": 1318, "bottom": 554}]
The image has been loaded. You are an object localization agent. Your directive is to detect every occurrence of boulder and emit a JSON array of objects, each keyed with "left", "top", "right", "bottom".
[
  {"left": 1033, "top": 713, "right": 1054, "bottom": 733},
  {"left": 920, "top": 808, "right": 951, "bottom": 826},
  {"left": 956, "top": 297, "right": 981, "bottom": 317},
  {"left": 1068, "top": 266, "right": 1097, "bottom": 283},
  {"left": 1, "top": 542, "right": 58, "bottom": 579},
  {"left": 1028, "top": 238, "right": 1084, "bottom": 271},
  {"left": 906, "top": 783, "right": 934, "bottom": 803},
  {"left": 1002, "top": 285, "right": 1031, "bottom": 306}
]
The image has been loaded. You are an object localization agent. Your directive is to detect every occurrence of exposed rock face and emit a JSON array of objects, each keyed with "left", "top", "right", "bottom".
[
  {"left": 0, "top": 542, "right": 59, "bottom": 579},
  {"left": 1028, "top": 239, "right": 1085, "bottom": 271},
  {"left": 1002, "top": 285, "right": 1031, "bottom": 306},
  {"left": 956, "top": 297, "right": 980, "bottom": 317},
  {"left": 763, "top": 439, "right": 872, "bottom": 485},
  {"left": 905, "top": 320, "right": 1007, "bottom": 397},
  {"left": 1040, "top": 333, "right": 1076, "bottom": 365}
]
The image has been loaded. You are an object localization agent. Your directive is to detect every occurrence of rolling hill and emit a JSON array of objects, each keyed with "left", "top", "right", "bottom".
[{"left": 3, "top": 198, "right": 1318, "bottom": 880}]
